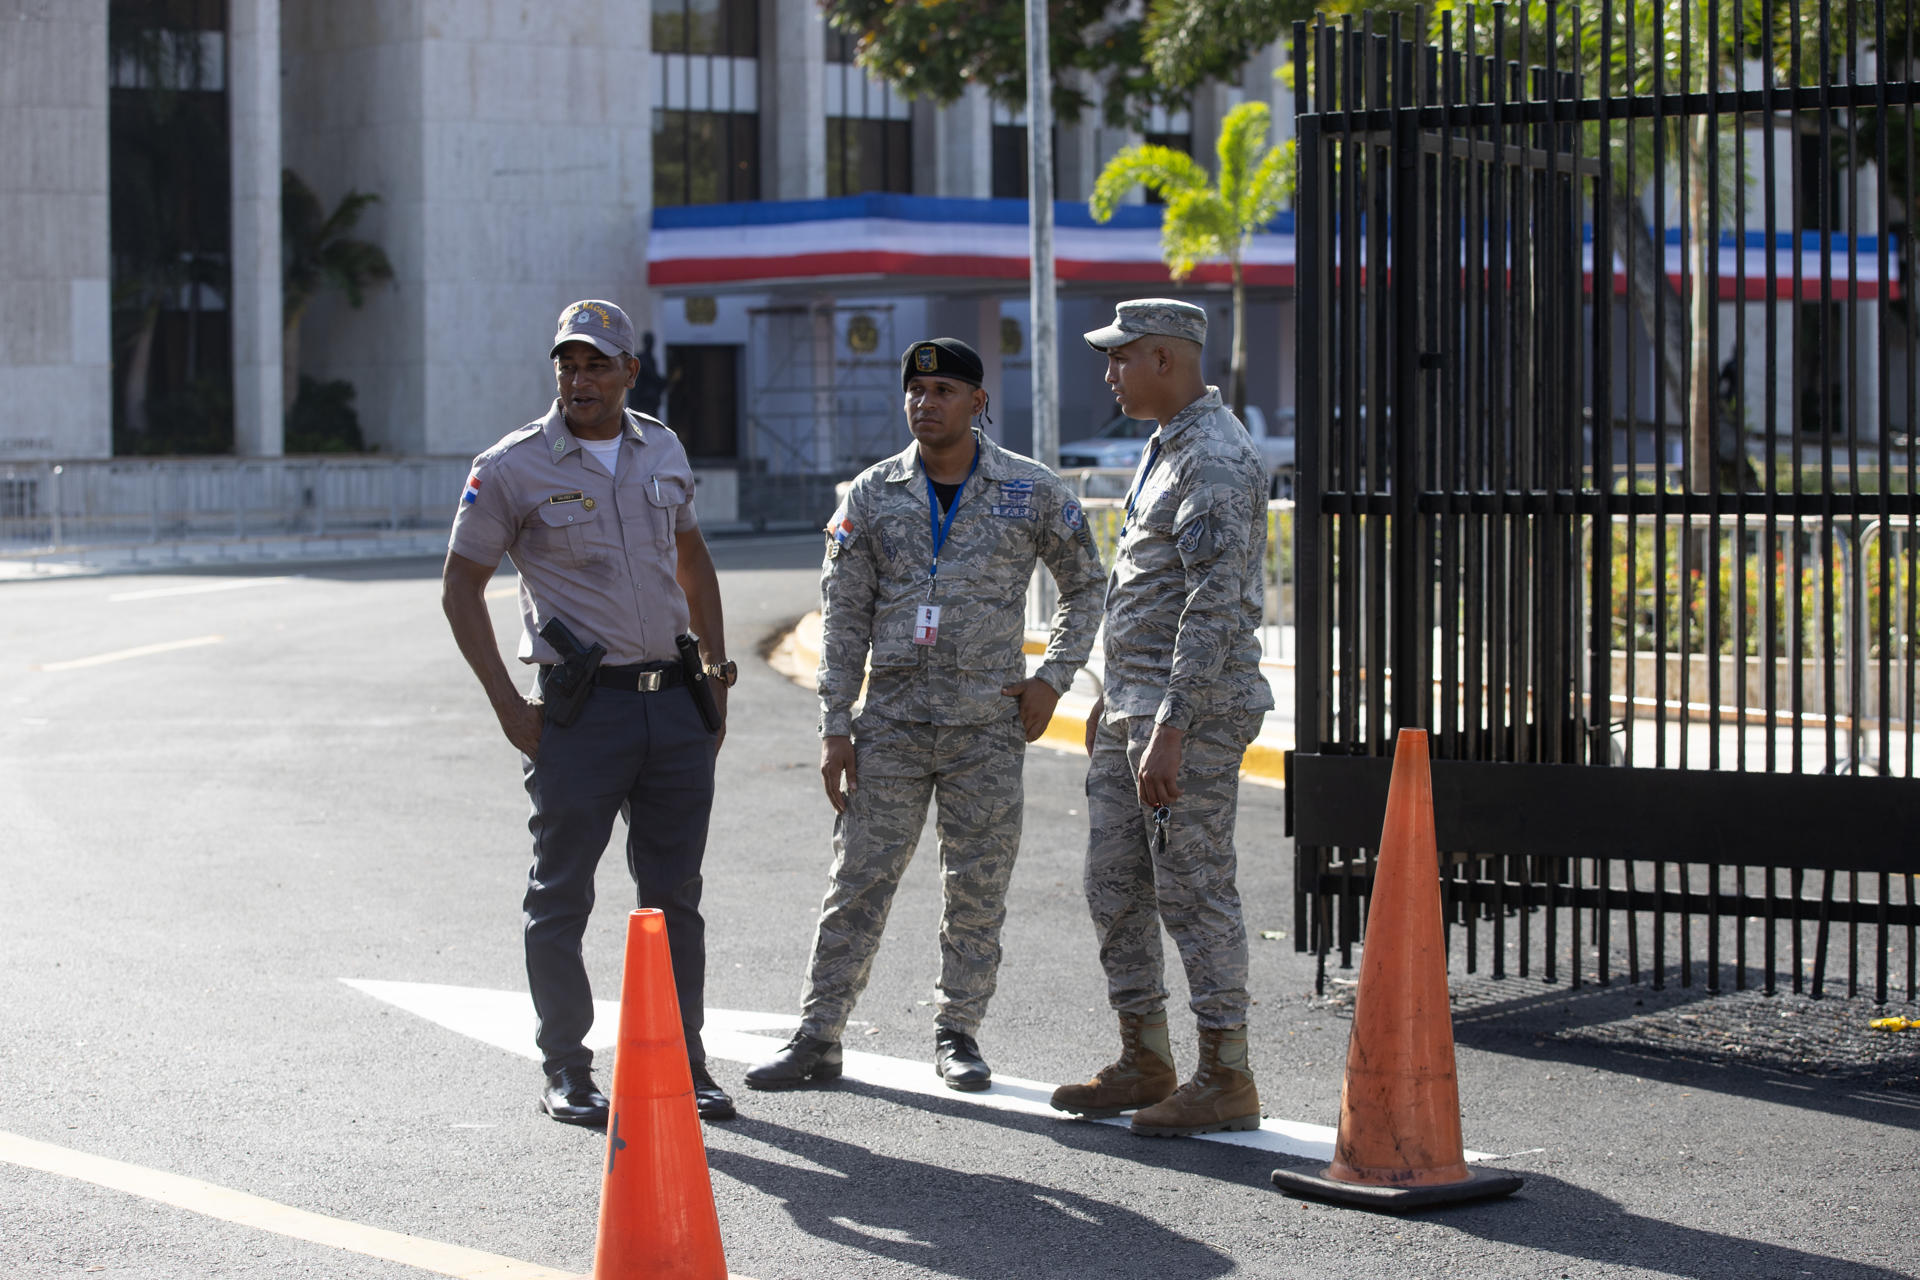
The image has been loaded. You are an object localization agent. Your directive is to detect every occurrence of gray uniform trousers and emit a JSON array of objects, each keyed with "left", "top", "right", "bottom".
[
  {"left": 799, "top": 711, "right": 1026, "bottom": 1042},
  {"left": 1083, "top": 710, "right": 1261, "bottom": 1029},
  {"left": 522, "top": 681, "right": 715, "bottom": 1075}
]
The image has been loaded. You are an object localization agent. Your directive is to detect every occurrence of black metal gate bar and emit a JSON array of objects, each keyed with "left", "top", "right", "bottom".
[{"left": 1289, "top": 3, "right": 1920, "bottom": 1003}]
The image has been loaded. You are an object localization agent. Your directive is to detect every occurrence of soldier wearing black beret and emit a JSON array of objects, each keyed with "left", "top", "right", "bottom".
[{"left": 746, "top": 336, "right": 1107, "bottom": 1096}]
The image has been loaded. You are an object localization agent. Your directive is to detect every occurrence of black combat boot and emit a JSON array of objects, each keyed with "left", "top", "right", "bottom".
[{"left": 743, "top": 1033, "right": 843, "bottom": 1090}]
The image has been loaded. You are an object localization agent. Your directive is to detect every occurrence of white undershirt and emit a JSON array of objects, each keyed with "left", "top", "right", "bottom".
[{"left": 579, "top": 436, "right": 622, "bottom": 477}]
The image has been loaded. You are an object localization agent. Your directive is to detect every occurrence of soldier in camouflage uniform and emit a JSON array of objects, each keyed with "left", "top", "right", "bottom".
[
  {"left": 1049, "top": 299, "right": 1275, "bottom": 1137},
  {"left": 746, "top": 336, "right": 1106, "bottom": 1094}
]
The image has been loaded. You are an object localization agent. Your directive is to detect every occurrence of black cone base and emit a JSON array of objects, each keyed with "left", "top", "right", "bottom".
[{"left": 1269, "top": 1165, "right": 1523, "bottom": 1213}]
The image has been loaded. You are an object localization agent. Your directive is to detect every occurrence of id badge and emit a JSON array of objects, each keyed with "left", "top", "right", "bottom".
[{"left": 913, "top": 603, "right": 942, "bottom": 646}]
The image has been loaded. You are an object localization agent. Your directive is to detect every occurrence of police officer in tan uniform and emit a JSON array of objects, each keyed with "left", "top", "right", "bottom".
[
  {"left": 745, "top": 337, "right": 1106, "bottom": 1094},
  {"left": 442, "top": 299, "right": 737, "bottom": 1124}
]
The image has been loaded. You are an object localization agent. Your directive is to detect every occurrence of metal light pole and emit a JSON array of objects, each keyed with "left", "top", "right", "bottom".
[{"left": 1024, "top": 0, "right": 1057, "bottom": 471}]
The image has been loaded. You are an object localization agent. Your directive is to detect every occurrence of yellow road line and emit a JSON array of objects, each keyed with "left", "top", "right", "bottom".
[
  {"left": 0, "top": 1130, "right": 581, "bottom": 1279},
  {"left": 34, "top": 635, "right": 224, "bottom": 671}
]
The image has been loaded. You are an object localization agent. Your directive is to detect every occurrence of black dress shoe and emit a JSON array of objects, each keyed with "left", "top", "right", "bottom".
[
  {"left": 690, "top": 1061, "right": 736, "bottom": 1120},
  {"left": 934, "top": 1027, "right": 991, "bottom": 1092},
  {"left": 743, "top": 1033, "right": 844, "bottom": 1090},
  {"left": 540, "top": 1065, "right": 609, "bottom": 1125}
]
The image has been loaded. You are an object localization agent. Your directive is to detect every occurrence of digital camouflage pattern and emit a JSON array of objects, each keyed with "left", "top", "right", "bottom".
[
  {"left": 816, "top": 429, "right": 1106, "bottom": 737},
  {"left": 1101, "top": 388, "right": 1274, "bottom": 731},
  {"left": 804, "top": 428, "right": 1105, "bottom": 1039},
  {"left": 1084, "top": 709, "right": 1262, "bottom": 1029},
  {"left": 799, "top": 713, "right": 1026, "bottom": 1039},
  {"left": 1082, "top": 298, "right": 1209, "bottom": 352}
]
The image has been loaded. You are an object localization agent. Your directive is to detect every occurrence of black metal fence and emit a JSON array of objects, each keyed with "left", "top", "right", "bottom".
[{"left": 1287, "top": 2, "right": 1920, "bottom": 1002}]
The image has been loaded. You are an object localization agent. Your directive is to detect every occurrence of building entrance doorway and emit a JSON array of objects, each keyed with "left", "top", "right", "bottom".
[{"left": 665, "top": 344, "right": 740, "bottom": 463}]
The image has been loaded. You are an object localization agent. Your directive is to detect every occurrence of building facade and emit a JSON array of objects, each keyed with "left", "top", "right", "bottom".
[{"left": 0, "top": 0, "right": 1294, "bottom": 510}]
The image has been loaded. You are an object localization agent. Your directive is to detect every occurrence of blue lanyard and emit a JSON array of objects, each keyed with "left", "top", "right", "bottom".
[
  {"left": 923, "top": 446, "right": 980, "bottom": 590},
  {"left": 1119, "top": 437, "right": 1162, "bottom": 538}
]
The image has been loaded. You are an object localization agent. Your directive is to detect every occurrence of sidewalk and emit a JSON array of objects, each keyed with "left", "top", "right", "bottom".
[{"left": 773, "top": 613, "right": 1291, "bottom": 788}]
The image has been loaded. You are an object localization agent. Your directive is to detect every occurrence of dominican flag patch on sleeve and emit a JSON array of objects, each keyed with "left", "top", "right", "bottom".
[
  {"left": 461, "top": 472, "right": 482, "bottom": 505},
  {"left": 827, "top": 502, "right": 854, "bottom": 546}
]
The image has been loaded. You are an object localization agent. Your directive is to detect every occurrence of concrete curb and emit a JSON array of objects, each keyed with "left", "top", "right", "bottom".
[{"left": 776, "top": 612, "right": 1288, "bottom": 789}]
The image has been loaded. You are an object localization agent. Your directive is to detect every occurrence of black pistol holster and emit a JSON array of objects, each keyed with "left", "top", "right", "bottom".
[
  {"left": 676, "top": 632, "right": 721, "bottom": 734},
  {"left": 539, "top": 617, "right": 606, "bottom": 727}
]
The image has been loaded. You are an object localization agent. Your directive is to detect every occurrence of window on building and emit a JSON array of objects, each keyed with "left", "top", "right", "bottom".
[
  {"left": 827, "top": 120, "right": 912, "bottom": 197},
  {"left": 655, "top": 110, "right": 760, "bottom": 206},
  {"left": 824, "top": 27, "right": 911, "bottom": 196},
  {"left": 989, "top": 104, "right": 1059, "bottom": 200},
  {"left": 665, "top": 344, "right": 741, "bottom": 462},
  {"left": 652, "top": 0, "right": 760, "bottom": 206},
  {"left": 108, "top": 0, "right": 234, "bottom": 455},
  {"left": 653, "top": 0, "right": 758, "bottom": 57}
]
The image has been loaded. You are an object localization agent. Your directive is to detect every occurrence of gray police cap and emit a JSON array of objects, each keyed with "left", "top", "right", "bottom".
[
  {"left": 550, "top": 299, "right": 636, "bottom": 360},
  {"left": 1083, "top": 298, "right": 1208, "bottom": 352}
]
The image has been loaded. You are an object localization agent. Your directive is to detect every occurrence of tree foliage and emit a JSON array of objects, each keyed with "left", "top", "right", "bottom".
[
  {"left": 281, "top": 170, "right": 394, "bottom": 422},
  {"left": 282, "top": 171, "right": 393, "bottom": 326},
  {"left": 1091, "top": 102, "right": 1294, "bottom": 412}
]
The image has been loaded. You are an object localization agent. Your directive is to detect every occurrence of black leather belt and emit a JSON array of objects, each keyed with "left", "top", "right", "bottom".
[{"left": 594, "top": 663, "right": 685, "bottom": 693}]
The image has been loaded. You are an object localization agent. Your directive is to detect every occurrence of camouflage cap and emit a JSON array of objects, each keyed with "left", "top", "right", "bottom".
[
  {"left": 550, "top": 299, "right": 635, "bottom": 360},
  {"left": 1082, "top": 298, "right": 1208, "bottom": 352},
  {"left": 901, "top": 337, "right": 985, "bottom": 390}
]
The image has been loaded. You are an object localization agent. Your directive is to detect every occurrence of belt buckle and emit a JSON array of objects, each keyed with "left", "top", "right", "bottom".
[{"left": 636, "top": 670, "right": 664, "bottom": 693}]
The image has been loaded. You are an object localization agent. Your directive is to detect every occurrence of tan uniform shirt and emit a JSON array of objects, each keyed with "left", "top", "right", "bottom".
[
  {"left": 817, "top": 430, "right": 1107, "bottom": 736},
  {"left": 1102, "top": 388, "right": 1274, "bottom": 729},
  {"left": 449, "top": 402, "right": 698, "bottom": 667}
]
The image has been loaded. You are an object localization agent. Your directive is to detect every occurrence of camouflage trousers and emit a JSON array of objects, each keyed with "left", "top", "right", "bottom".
[
  {"left": 1083, "top": 710, "right": 1262, "bottom": 1029},
  {"left": 799, "top": 711, "right": 1027, "bottom": 1042}
]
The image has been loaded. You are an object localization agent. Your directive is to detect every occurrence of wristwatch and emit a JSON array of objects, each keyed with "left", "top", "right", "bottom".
[{"left": 704, "top": 660, "right": 738, "bottom": 688}]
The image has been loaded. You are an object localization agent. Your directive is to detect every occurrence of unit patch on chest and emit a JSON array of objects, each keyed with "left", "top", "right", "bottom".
[{"left": 989, "top": 478, "right": 1036, "bottom": 519}]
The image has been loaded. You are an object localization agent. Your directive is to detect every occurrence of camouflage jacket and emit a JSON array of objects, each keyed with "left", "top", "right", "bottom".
[
  {"left": 1102, "top": 388, "right": 1275, "bottom": 730},
  {"left": 818, "top": 430, "right": 1106, "bottom": 735}
]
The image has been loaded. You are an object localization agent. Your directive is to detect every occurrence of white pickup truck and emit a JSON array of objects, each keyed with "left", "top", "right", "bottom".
[{"left": 1058, "top": 406, "right": 1297, "bottom": 496}]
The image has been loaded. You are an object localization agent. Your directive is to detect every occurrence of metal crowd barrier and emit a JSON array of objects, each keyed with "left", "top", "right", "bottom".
[{"left": 0, "top": 457, "right": 474, "bottom": 552}]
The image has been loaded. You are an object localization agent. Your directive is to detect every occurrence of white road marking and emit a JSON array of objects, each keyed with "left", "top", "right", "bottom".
[
  {"left": 0, "top": 1130, "right": 579, "bottom": 1279},
  {"left": 485, "top": 585, "right": 520, "bottom": 600},
  {"left": 343, "top": 980, "right": 1495, "bottom": 1164},
  {"left": 34, "top": 635, "right": 224, "bottom": 671},
  {"left": 108, "top": 576, "right": 295, "bottom": 602}
]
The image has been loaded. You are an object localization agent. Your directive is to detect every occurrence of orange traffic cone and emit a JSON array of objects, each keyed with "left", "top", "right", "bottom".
[
  {"left": 592, "top": 909, "right": 728, "bottom": 1278},
  {"left": 1270, "top": 729, "right": 1523, "bottom": 1211}
]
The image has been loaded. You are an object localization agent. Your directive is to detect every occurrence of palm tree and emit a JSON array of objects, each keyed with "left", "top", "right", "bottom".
[
  {"left": 281, "top": 170, "right": 394, "bottom": 413},
  {"left": 1090, "top": 100, "right": 1295, "bottom": 416}
]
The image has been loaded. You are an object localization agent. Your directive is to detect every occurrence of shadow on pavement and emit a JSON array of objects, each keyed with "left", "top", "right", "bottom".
[
  {"left": 1261, "top": 1164, "right": 1915, "bottom": 1280},
  {"left": 708, "top": 1114, "right": 1235, "bottom": 1280},
  {"left": 763, "top": 1076, "right": 1287, "bottom": 1190}
]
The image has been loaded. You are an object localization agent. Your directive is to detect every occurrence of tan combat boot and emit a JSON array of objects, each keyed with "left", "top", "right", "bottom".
[
  {"left": 1048, "top": 1011, "right": 1178, "bottom": 1118},
  {"left": 1129, "top": 1025, "right": 1260, "bottom": 1137}
]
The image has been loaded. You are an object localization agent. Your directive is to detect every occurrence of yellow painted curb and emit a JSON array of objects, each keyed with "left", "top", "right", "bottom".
[{"left": 781, "top": 616, "right": 1287, "bottom": 788}]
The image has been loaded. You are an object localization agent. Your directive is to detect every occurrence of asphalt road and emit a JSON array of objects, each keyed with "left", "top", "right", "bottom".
[{"left": 1, "top": 538, "right": 1915, "bottom": 1280}]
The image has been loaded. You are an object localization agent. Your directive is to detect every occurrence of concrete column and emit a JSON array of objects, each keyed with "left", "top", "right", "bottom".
[
  {"left": 0, "top": 0, "right": 111, "bottom": 460},
  {"left": 1244, "top": 38, "right": 1291, "bottom": 145},
  {"left": 1189, "top": 83, "right": 1238, "bottom": 177},
  {"left": 229, "top": 0, "right": 283, "bottom": 456},
  {"left": 762, "top": 0, "right": 824, "bottom": 200},
  {"left": 912, "top": 84, "right": 992, "bottom": 197},
  {"left": 283, "top": 2, "right": 654, "bottom": 457},
  {"left": 976, "top": 296, "right": 1004, "bottom": 444}
]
